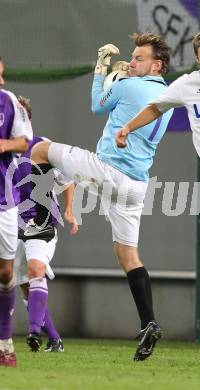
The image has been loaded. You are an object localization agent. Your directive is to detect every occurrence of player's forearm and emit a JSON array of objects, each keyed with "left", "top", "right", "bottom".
[
  {"left": 125, "top": 105, "right": 162, "bottom": 133},
  {"left": 0, "top": 137, "right": 29, "bottom": 153},
  {"left": 63, "top": 183, "right": 75, "bottom": 213},
  {"left": 91, "top": 75, "right": 106, "bottom": 114}
]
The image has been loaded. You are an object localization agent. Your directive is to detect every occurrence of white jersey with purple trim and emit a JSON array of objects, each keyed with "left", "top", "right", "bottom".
[
  {"left": 0, "top": 89, "right": 33, "bottom": 209},
  {"left": 150, "top": 71, "right": 200, "bottom": 157},
  {"left": 92, "top": 74, "right": 173, "bottom": 182},
  {"left": 2, "top": 89, "right": 33, "bottom": 141}
]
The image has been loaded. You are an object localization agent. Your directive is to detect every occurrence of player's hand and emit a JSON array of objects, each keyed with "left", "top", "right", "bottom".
[
  {"left": 0, "top": 139, "right": 8, "bottom": 153},
  {"left": 98, "top": 44, "right": 120, "bottom": 66},
  {"left": 116, "top": 126, "right": 130, "bottom": 148},
  {"left": 95, "top": 43, "right": 120, "bottom": 75},
  {"left": 64, "top": 209, "right": 79, "bottom": 235}
]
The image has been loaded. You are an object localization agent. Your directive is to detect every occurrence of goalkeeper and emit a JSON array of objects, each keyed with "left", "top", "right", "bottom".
[{"left": 30, "top": 33, "right": 173, "bottom": 361}]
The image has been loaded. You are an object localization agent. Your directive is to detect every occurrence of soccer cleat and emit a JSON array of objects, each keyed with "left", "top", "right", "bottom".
[
  {"left": 134, "top": 321, "right": 163, "bottom": 361},
  {"left": 44, "top": 338, "right": 64, "bottom": 352},
  {"left": 23, "top": 219, "right": 55, "bottom": 240},
  {"left": 27, "top": 332, "right": 42, "bottom": 352},
  {"left": 24, "top": 219, "right": 53, "bottom": 236},
  {"left": 0, "top": 351, "right": 17, "bottom": 367}
]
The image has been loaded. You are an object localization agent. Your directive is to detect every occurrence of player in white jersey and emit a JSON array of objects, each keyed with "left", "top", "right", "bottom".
[
  {"left": 28, "top": 33, "right": 173, "bottom": 361},
  {"left": 116, "top": 32, "right": 200, "bottom": 156},
  {"left": 0, "top": 57, "right": 33, "bottom": 367}
]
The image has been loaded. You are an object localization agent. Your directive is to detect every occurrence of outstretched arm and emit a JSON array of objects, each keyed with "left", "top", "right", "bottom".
[
  {"left": 116, "top": 104, "right": 162, "bottom": 147},
  {"left": 0, "top": 136, "right": 29, "bottom": 154},
  {"left": 116, "top": 74, "right": 186, "bottom": 148}
]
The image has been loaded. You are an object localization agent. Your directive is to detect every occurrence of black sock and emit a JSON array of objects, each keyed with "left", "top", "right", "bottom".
[
  {"left": 127, "top": 266, "right": 155, "bottom": 329},
  {"left": 32, "top": 163, "right": 54, "bottom": 226}
]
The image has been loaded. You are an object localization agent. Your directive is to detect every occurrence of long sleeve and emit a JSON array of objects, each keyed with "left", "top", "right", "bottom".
[{"left": 91, "top": 74, "right": 120, "bottom": 114}]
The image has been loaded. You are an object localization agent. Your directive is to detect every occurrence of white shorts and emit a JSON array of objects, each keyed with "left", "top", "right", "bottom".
[
  {"left": 48, "top": 143, "right": 148, "bottom": 247},
  {"left": 14, "top": 232, "right": 57, "bottom": 285},
  {"left": 0, "top": 207, "right": 18, "bottom": 259}
]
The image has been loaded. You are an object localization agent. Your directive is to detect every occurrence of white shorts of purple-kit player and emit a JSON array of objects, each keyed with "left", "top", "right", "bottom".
[
  {"left": 14, "top": 231, "right": 57, "bottom": 285},
  {"left": 0, "top": 207, "right": 18, "bottom": 259}
]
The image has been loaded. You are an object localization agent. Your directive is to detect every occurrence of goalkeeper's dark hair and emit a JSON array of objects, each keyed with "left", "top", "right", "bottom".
[
  {"left": 193, "top": 32, "right": 200, "bottom": 57},
  {"left": 18, "top": 95, "right": 32, "bottom": 119},
  {"left": 130, "top": 32, "right": 170, "bottom": 74}
]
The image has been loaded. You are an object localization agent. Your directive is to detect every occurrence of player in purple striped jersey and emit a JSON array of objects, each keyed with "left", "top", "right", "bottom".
[
  {"left": 0, "top": 58, "right": 33, "bottom": 366},
  {"left": 14, "top": 96, "right": 78, "bottom": 352}
]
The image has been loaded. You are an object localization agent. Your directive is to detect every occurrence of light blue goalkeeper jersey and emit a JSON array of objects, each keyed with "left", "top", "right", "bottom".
[{"left": 92, "top": 74, "right": 173, "bottom": 182}]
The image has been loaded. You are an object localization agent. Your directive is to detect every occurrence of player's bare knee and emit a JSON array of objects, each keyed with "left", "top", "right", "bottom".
[
  {"left": 31, "top": 141, "right": 50, "bottom": 164},
  {"left": 0, "top": 268, "right": 13, "bottom": 284},
  {"left": 28, "top": 259, "right": 46, "bottom": 279}
]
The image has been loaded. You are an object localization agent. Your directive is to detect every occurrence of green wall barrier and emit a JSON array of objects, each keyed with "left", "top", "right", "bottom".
[
  {"left": 4, "top": 65, "right": 93, "bottom": 83},
  {"left": 4, "top": 64, "right": 198, "bottom": 83}
]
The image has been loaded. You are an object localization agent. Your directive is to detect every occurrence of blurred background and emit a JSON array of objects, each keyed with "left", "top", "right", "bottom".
[{"left": 0, "top": 0, "right": 199, "bottom": 340}]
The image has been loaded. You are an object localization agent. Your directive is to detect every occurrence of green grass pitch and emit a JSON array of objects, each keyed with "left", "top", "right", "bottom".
[{"left": 1, "top": 338, "right": 200, "bottom": 390}]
